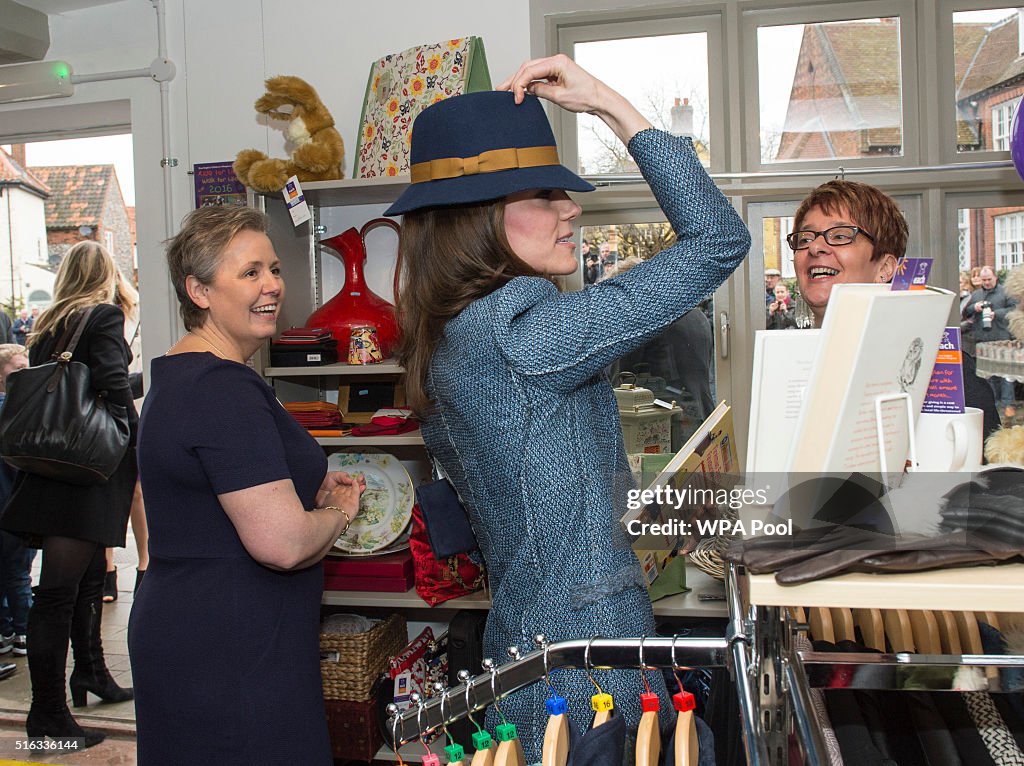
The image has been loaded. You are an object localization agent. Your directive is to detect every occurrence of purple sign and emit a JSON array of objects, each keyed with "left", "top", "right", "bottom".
[
  {"left": 922, "top": 327, "right": 966, "bottom": 414},
  {"left": 891, "top": 257, "right": 933, "bottom": 291},
  {"left": 193, "top": 161, "right": 247, "bottom": 209}
]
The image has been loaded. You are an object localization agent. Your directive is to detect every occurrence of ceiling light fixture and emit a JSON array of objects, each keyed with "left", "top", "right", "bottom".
[{"left": 0, "top": 60, "right": 74, "bottom": 104}]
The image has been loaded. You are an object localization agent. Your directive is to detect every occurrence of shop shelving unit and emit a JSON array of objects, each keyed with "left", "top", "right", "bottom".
[{"left": 730, "top": 562, "right": 1024, "bottom": 765}]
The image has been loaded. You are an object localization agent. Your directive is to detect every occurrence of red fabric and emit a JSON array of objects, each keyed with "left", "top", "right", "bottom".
[
  {"left": 350, "top": 418, "right": 419, "bottom": 437},
  {"left": 409, "top": 505, "right": 485, "bottom": 606}
]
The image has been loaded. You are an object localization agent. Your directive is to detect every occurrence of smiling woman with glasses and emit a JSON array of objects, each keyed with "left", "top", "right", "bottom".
[
  {"left": 789, "top": 180, "right": 904, "bottom": 328},
  {"left": 786, "top": 224, "right": 876, "bottom": 251}
]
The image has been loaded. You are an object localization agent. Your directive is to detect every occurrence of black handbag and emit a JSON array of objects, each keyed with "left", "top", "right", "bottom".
[
  {"left": 414, "top": 455, "right": 479, "bottom": 558},
  {"left": 0, "top": 306, "right": 130, "bottom": 486}
]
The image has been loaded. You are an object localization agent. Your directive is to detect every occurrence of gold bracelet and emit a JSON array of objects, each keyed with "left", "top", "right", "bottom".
[{"left": 320, "top": 505, "right": 353, "bottom": 534}]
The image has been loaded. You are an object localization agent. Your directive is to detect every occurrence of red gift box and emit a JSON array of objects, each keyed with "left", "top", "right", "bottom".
[{"left": 323, "top": 550, "right": 414, "bottom": 592}]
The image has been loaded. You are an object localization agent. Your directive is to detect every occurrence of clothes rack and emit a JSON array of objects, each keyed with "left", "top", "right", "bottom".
[
  {"left": 386, "top": 633, "right": 750, "bottom": 757},
  {"left": 728, "top": 562, "right": 1024, "bottom": 766}
]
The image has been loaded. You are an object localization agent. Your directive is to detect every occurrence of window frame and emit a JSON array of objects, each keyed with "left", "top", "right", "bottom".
[
  {"left": 739, "top": 0, "right": 920, "bottom": 173},
  {"left": 995, "top": 210, "right": 1024, "bottom": 270},
  {"left": 553, "top": 11, "right": 726, "bottom": 174},
  {"left": 938, "top": 0, "right": 1023, "bottom": 163}
]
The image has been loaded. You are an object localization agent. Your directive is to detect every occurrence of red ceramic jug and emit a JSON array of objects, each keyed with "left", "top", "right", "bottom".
[{"left": 306, "top": 218, "right": 402, "bottom": 359}]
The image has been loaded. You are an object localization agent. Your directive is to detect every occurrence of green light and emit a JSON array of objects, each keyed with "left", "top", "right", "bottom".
[{"left": 52, "top": 62, "right": 70, "bottom": 80}]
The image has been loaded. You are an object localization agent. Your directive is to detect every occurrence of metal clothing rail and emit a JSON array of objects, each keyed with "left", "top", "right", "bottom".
[{"left": 388, "top": 635, "right": 730, "bottom": 749}]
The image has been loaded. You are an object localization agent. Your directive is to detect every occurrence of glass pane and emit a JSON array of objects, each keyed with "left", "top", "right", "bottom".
[
  {"left": 582, "top": 221, "right": 716, "bottom": 448},
  {"left": 758, "top": 214, "right": 815, "bottom": 329},
  {"left": 960, "top": 205, "right": 1024, "bottom": 274},
  {"left": 573, "top": 34, "right": 710, "bottom": 173},
  {"left": 953, "top": 9, "right": 1022, "bottom": 153},
  {"left": 758, "top": 18, "right": 903, "bottom": 163}
]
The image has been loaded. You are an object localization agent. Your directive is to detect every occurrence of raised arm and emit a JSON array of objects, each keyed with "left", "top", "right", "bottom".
[
  {"left": 498, "top": 54, "right": 652, "bottom": 146},
  {"left": 491, "top": 131, "right": 750, "bottom": 392}
]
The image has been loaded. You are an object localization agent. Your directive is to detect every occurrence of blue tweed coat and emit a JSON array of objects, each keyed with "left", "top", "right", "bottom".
[{"left": 421, "top": 128, "right": 750, "bottom": 759}]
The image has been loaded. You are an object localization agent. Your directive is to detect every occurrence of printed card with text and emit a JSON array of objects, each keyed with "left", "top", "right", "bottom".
[
  {"left": 922, "top": 327, "right": 966, "bottom": 414},
  {"left": 891, "top": 257, "right": 933, "bottom": 291}
]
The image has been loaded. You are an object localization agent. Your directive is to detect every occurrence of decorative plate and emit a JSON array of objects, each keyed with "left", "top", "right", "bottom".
[
  {"left": 330, "top": 530, "right": 410, "bottom": 558},
  {"left": 327, "top": 449, "right": 414, "bottom": 554}
]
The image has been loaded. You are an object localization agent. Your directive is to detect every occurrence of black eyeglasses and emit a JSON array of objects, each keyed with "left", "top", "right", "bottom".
[{"left": 786, "top": 225, "right": 876, "bottom": 251}]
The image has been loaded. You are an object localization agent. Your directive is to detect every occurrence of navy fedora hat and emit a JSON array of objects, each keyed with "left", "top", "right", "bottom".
[{"left": 384, "top": 90, "right": 594, "bottom": 216}]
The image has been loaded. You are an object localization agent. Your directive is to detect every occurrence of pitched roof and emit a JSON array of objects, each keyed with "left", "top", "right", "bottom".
[
  {"left": 27, "top": 165, "right": 124, "bottom": 230},
  {"left": 820, "top": 21, "right": 900, "bottom": 140},
  {"left": 0, "top": 147, "right": 50, "bottom": 198},
  {"left": 957, "top": 15, "right": 1024, "bottom": 102}
]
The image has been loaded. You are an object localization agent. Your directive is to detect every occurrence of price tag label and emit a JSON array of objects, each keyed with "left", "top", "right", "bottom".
[
  {"left": 283, "top": 176, "right": 311, "bottom": 226},
  {"left": 591, "top": 692, "right": 614, "bottom": 712}
]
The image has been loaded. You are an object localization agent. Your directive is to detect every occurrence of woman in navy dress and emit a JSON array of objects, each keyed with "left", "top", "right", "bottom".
[{"left": 129, "top": 205, "right": 364, "bottom": 765}]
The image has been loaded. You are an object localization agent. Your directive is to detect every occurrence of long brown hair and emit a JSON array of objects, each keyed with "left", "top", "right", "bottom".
[
  {"left": 30, "top": 241, "right": 118, "bottom": 346},
  {"left": 398, "top": 200, "right": 539, "bottom": 415}
]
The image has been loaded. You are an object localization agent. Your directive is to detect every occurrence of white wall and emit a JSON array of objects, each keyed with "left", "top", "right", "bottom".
[
  {"left": 0, "top": 0, "right": 533, "bottom": 374},
  {"left": 0, "top": 188, "right": 46, "bottom": 306}
]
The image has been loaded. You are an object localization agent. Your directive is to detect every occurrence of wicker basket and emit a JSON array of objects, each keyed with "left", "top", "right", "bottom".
[{"left": 320, "top": 613, "right": 407, "bottom": 701}]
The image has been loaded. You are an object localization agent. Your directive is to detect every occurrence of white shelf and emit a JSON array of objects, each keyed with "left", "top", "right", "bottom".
[
  {"left": 266, "top": 360, "right": 404, "bottom": 376},
  {"left": 263, "top": 175, "right": 409, "bottom": 207},
  {"left": 322, "top": 586, "right": 492, "bottom": 610},
  {"left": 321, "top": 567, "right": 727, "bottom": 618},
  {"left": 745, "top": 563, "right": 1024, "bottom": 612},
  {"left": 316, "top": 434, "right": 425, "bottom": 447}
]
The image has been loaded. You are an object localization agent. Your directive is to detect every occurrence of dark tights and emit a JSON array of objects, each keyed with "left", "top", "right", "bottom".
[{"left": 27, "top": 537, "right": 105, "bottom": 712}]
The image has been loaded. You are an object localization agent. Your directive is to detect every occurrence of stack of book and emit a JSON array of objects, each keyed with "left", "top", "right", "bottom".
[
  {"left": 270, "top": 327, "right": 339, "bottom": 366},
  {"left": 282, "top": 402, "right": 353, "bottom": 437}
]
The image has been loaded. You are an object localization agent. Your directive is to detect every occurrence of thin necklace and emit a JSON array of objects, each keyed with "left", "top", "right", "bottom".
[{"left": 188, "top": 331, "right": 234, "bottom": 361}]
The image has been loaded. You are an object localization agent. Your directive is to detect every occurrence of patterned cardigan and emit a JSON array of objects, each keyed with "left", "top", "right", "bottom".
[{"left": 421, "top": 128, "right": 751, "bottom": 758}]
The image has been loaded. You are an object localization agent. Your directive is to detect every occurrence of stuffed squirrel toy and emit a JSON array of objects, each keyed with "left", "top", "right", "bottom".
[
  {"left": 984, "top": 265, "right": 1024, "bottom": 464},
  {"left": 233, "top": 75, "right": 345, "bottom": 192}
]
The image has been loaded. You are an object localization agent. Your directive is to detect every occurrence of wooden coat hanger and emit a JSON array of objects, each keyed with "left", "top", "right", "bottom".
[
  {"left": 635, "top": 638, "right": 661, "bottom": 766},
  {"left": 936, "top": 612, "right": 962, "bottom": 655},
  {"left": 978, "top": 611, "right": 1002, "bottom": 631},
  {"left": 853, "top": 608, "right": 886, "bottom": 652},
  {"left": 494, "top": 738, "right": 526, "bottom": 766},
  {"left": 636, "top": 706, "right": 661, "bottom": 766},
  {"left": 883, "top": 610, "right": 915, "bottom": 652},
  {"left": 809, "top": 607, "right": 836, "bottom": 644},
  {"left": 585, "top": 636, "right": 614, "bottom": 729},
  {"left": 457, "top": 672, "right": 496, "bottom": 766},
  {"left": 671, "top": 635, "right": 699, "bottom": 766},
  {"left": 831, "top": 608, "right": 856, "bottom": 643},
  {"left": 909, "top": 611, "right": 941, "bottom": 654},
  {"left": 486, "top": 658, "right": 525, "bottom": 766},
  {"left": 954, "top": 611, "right": 984, "bottom": 655},
  {"left": 471, "top": 744, "right": 497, "bottom": 766},
  {"left": 537, "top": 638, "right": 569, "bottom": 766},
  {"left": 542, "top": 711, "right": 569, "bottom": 766},
  {"left": 437, "top": 684, "right": 467, "bottom": 766}
]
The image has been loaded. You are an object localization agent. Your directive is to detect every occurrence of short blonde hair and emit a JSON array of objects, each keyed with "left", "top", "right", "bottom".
[
  {"left": 165, "top": 206, "right": 270, "bottom": 330},
  {"left": 0, "top": 343, "right": 28, "bottom": 393},
  {"left": 0, "top": 344, "right": 27, "bottom": 369}
]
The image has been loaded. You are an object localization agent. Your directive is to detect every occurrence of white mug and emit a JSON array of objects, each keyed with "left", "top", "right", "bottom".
[{"left": 913, "top": 407, "right": 984, "bottom": 472}]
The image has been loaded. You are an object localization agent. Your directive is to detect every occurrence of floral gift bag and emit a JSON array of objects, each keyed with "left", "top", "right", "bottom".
[{"left": 354, "top": 37, "right": 491, "bottom": 179}]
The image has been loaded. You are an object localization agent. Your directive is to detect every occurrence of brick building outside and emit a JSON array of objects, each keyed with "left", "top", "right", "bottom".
[{"left": 28, "top": 163, "right": 135, "bottom": 278}]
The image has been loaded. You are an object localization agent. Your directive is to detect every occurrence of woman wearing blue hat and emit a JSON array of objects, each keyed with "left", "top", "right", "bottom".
[{"left": 390, "top": 55, "right": 750, "bottom": 759}]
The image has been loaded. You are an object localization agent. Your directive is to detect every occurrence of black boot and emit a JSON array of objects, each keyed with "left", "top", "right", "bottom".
[
  {"left": 26, "top": 588, "right": 105, "bottom": 749},
  {"left": 26, "top": 706, "right": 106, "bottom": 748},
  {"left": 102, "top": 570, "right": 117, "bottom": 603},
  {"left": 68, "top": 575, "right": 133, "bottom": 708}
]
